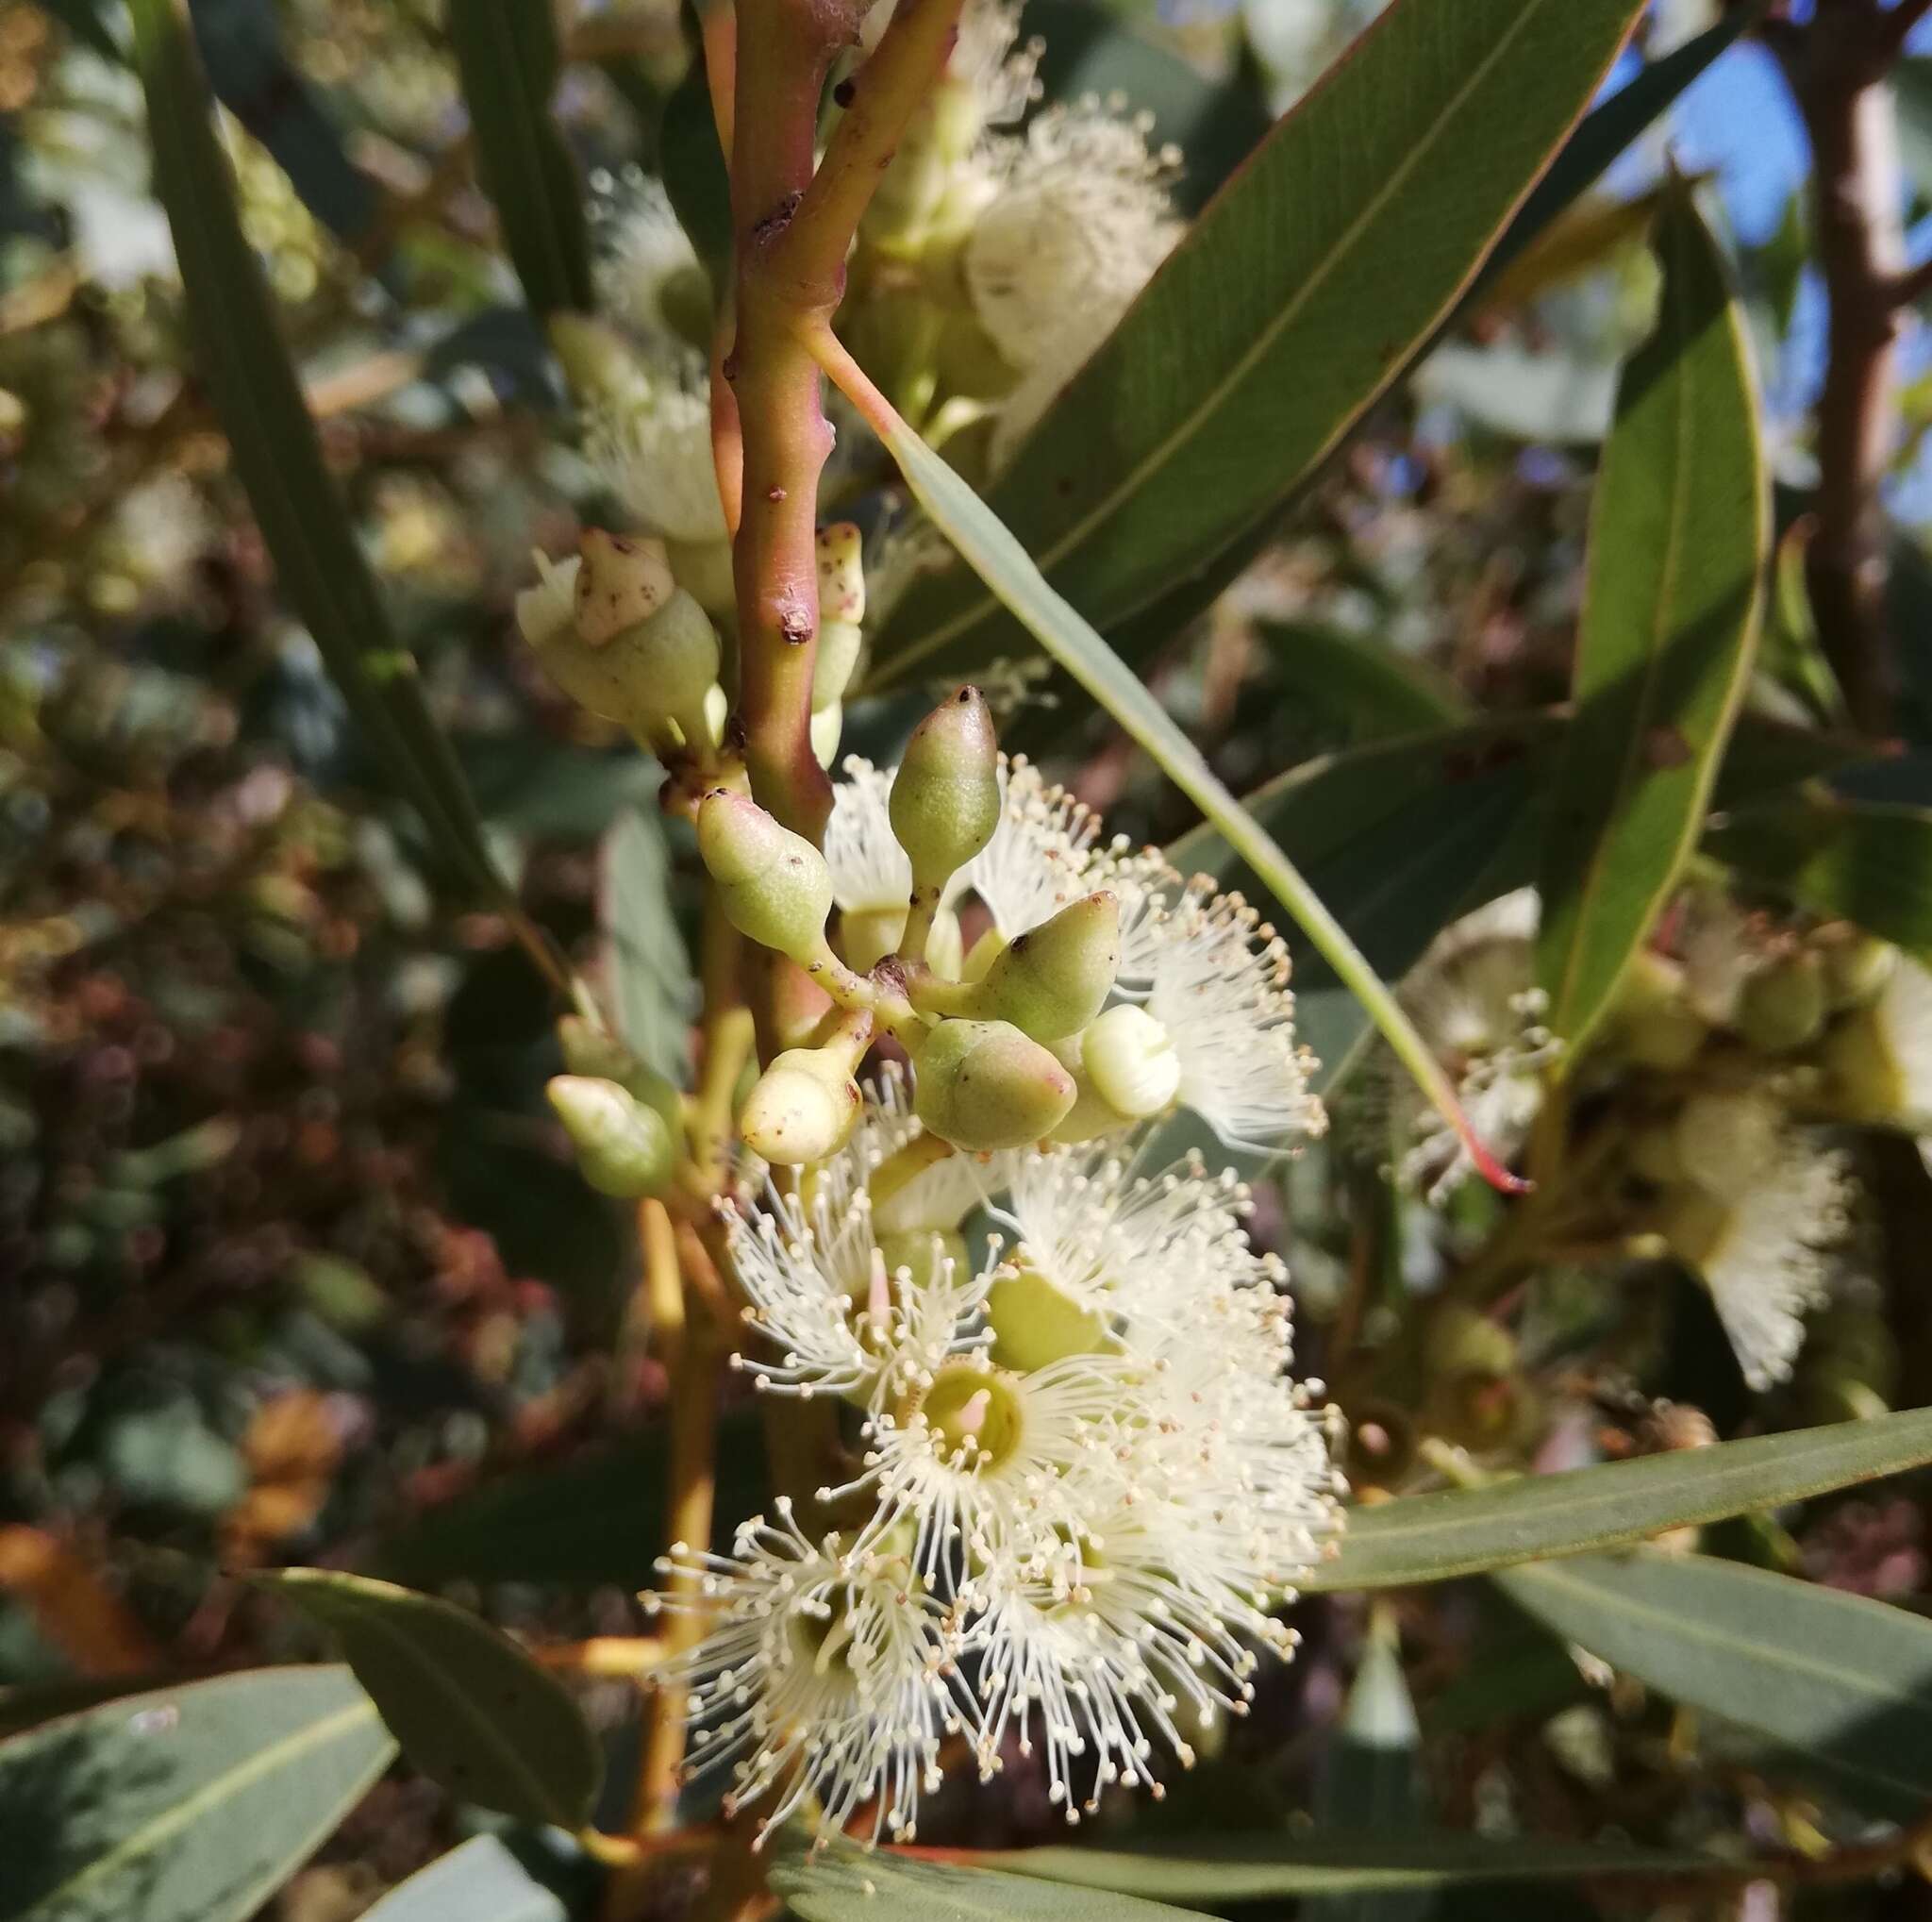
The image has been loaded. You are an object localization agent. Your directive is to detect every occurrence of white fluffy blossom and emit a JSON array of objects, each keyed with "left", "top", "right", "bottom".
[{"left": 583, "top": 354, "right": 728, "bottom": 547}]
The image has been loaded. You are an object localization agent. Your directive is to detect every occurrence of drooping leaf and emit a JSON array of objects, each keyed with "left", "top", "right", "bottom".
[
  {"left": 769, "top": 1835, "right": 1204, "bottom": 1921},
  {"left": 1536, "top": 188, "right": 1767, "bottom": 1058},
  {"left": 253, "top": 1568, "right": 602, "bottom": 1829},
  {"left": 1707, "top": 796, "right": 1932, "bottom": 964},
  {"left": 445, "top": 0, "right": 593, "bottom": 318},
  {"left": 359, "top": 1836, "right": 565, "bottom": 1922},
  {"left": 1306, "top": 1407, "right": 1932, "bottom": 1592},
  {"left": 1021, "top": 0, "right": 1271, "bottom": 215},
  {"left": 970, "top": 1833, "right": 1724, "bottom": 1902},
  {"left": 867, "top": 0, "right": 1647, "bottom": 694},
  {"left": 603, "top": 806, "right": 696, "bottom": 1088},
  {"left": 1499, "top": 1550, "right": 1932, "bottom": 1820},
  {"left": 126, "top": 0, "right": 556, "bottom": 979},
  {"left": 0, "top": 1666, "right": 393, "bottom": 1922}
]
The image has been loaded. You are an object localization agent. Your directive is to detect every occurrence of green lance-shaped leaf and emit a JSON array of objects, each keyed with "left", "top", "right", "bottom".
[
  {"left": 1499, "top": 1549, "right": 1932, "bottom": 1820},
  {"left": 125, "top": 0, "right": 560, "bottom": 983},
  {"left": 972, "top": 1834, "right": 1726, "bottom": 1903},
  {"left": 865, "top": 0, "right": 1648, "bottom": 694},
  {"left": 603, "top": 805, "right": 696, "bottom": 1088},
  {"left": 1536, "top": 187, "right": 1768, "bottom": 1057},
  {"left": 769, "top": 1834, "right": 1205, "bottom": 1922},
  {"left": 445, "top": 0, "right": 593, "bottom": 318},
  {"left": 834, "top": 374, "right": 1520, "bottom": 1185},
  {"left": 360, "top": 1836, "right": 565, "bottom": 1922},
  {"left": 253, "top": 1568, "right": 602, "bottom": 1829},
  {"left": 1305, "top": 1406, "right": 1932, "bottom": 1592},
  {"left": 0, "top": 1666, "right": 394, "bottom": 1922},
  {"left": 1707, "top": 796, "right": 1932, "bottom": 965}
]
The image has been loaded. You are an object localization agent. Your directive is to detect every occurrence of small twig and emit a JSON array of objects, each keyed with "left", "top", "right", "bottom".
[{"left": 535, "top": 1636, "right": 666, "bottom": 1678}]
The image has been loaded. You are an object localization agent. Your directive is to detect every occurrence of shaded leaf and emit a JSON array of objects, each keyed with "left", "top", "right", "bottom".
[
  {"left": 868, "top": 0, "right": 1646, "bottom": 693},
  {"left": 770, "top": 1836, "right": 1202, "bottom": 1921},
  {"left": 603, "top": 807, "right": 695, "bottom": 1088},
  {"left": 445, "top": 0, "right": 592, "bottom": 318},
  {"left": 659, "top": 56, "right": 731, "bottom": 292},
  {"left": 1707, "top": 796, "right": 1932, "bottom": 964},
  {"left": 0, "top": 1666, "right": 393, "bottom": 1922},
  {"left": 971, "top": 1833, "right": 1724, "bottom": 1902},
  {"left": 1257, "top": 620, "right": 1473, "bottom": 740},
  {"left": 1306, "top": 1406, "right": 1932, "bottom": 1592},
  {"left": 1537, "top": 189, "right": 1766, "bottom": 1057},
  {"left": 360, "top": 1836, "right": 565, "bottom": 1922},
  {"left": 1499, "top": 1549, "right": 1932, "bottom": 1820},
  {"left": 127, "top": 0, "right": 548, "bottom": 970},
  {"left": 254, "top": 1568, "right": 601, "bottom": 1829}
]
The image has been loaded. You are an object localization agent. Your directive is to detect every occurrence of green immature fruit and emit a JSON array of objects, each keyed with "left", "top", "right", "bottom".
[
  {"left": 738, "top": 1047, "right": 862, "bottom": 1166},
  {"left": 969, "top": 893, "right": 1120, "bottom": 1041},
  {"left": 913, "top": 1018, "right": 1076, "bottom": 1151},
  {"left": 1737, "top": 951, "right": 1826, "bottom": 1055},
  {"left": 891, "top": 686, "right": 1001, "bottom": 893},
  {"left": 697, "top": 789, "right": 834, "bottom": 963},
  {"left": 546, "top": 1075, "right": 675, "bottom": 1197},
  {"left": 557, "top": 1016, "right": 682, "bottom": 1133}
]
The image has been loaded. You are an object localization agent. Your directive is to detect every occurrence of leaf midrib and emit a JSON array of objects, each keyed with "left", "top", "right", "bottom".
[{"left": 891, "top": 0, "right": 1594, "bottom": 679}]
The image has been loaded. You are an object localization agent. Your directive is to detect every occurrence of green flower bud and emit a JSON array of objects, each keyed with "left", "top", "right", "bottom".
[
  {"left": 891, "top": 686, "right": 1001, "bottom": 894},
  {"left": 546, "top": 1075, "right": 675, "bottom": 1197},
  {"left": 1820, "top": 928, "right": 1897, "bottom": 1011},
  {"left": 1081, "top": 1003, "right": 1181, "bottom": 1119},
  {"left": 913, "top": 1017, "right": 1076, "bottom": 1151},
  {"left": 812, "top": 621, "right": 864, "bottom": 711},
  {"left": 1607, "top": 948, "right": 1707, "bottom": 1068},
  {"left": 966, "top": 893, "right": 1120, "bottom": 1041},
  {"left": 575, "top": 528, "right": 675, "bottom": 645},
  {"left": 738, "top": 1046, "right": 862, "bottom": 1166},
  {"left": 987, "top": 1262, "right": 1112, "bottom": 1373},
  {"left": 815, "top": 522, "right": 866, "bottom": 627},
  {"left": 625, "top": 587, "right": 722, "bottom": 726},
  {"left": 1737, "top": 951, "right": 1826, "bottom": 1055},
  {"left": 697, "top": 789, "right": 834, "bottom": 963},
  {"left": 557, "top": 1015, "right": 683, "bottom": 1133}
]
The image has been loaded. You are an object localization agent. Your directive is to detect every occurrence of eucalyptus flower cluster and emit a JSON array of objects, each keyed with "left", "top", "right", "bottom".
[
  {"left": 1394, "top": 883, "right": 1924, "bottom": 1394},
  {"left": 643, "top": 1072, "right": 1341, "bottom": 1842},
  {"left": 698, "top": 683, "right": 1322, "bottom": 1168}
]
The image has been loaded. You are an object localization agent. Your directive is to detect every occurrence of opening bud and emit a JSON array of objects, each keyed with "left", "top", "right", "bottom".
[
  {"left": 697, "top": 789, "right": 835, "bottom": 963},
  {"left": 891, "top": 686, "right": 1002, "bottom": 893},
  {"left": 966, "top": 892, "right": 1120, "bottom": 1041},
  {"left": 739, "top": 1047, "right": 862, "bottom": 1166},
  {"left": 1081, "top": 1002, "right": 1181, "bottom": 1118},
  {"left": 913, "top": 1017, "right": 1075, "bottom": 1151},
  {"left": 1737, "top": 950, "right": 1826, "bottom": 1055},
  {"left": 546, "top": 1075, "right": 675, "bottom": 1197},
  {"left": 575, "top": 529, "right": 675, "bottom": 646}
]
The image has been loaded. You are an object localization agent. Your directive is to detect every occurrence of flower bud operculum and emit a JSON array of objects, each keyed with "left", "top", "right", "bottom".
[
  {"left": 546, "top": 1075, "right": 675, "bottom": 1197},
  {"left": 575, "top": 528, "right": 675, "bottom": 645},
  {"left": 739, "top": 1047, "right": 863, "bottom": 1166},
  {"left": 890, "top": 686, "right": 1002, "bottom": 894},
  {"left": 913, "top": 1017, "right": 1076, "bottom": 1151},
  {"left": 697, "top": 789, "right": 835, "bottom": 963},
  {"left": 1081, "top": 1002, "right": 1181, "bottom": 1119}
]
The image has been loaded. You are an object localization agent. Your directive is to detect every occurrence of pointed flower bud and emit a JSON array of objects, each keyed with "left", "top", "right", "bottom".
[
  {"left": 1081, "top": 1001, "right": 1182, "bottom": 1119},
  {"left": 912, "top": 1017, "right": 1075, "bottom": 1150},
  {"left": 891, "top": 686, "right": 1002, "bottom": 894},
  {"left": 739, "top": 1046, "right": 863, "bottom": 1166},
  {"left": 547, "top": 1075, "right": 675, "bottom": 1197},
  {"left": 575, "top": 528, "right": 675, "bottom": 646},
  {"left": 558, "top": 1015, "right": 681, "bottom": 1133},
  {"left": 627, "top": 588, "right": 724, "bottom": 744},
  {"left": 697, "top": 789, "right": 835, "bottom": 963},
  {"left": 965, "top": 890, "right": 1120, "bottom": 1041}
]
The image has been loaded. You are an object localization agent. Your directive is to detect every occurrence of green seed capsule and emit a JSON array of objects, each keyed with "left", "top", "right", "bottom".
[
  {"left": 912, "top": 1017, "right": 1076, "bottom": 1151},
  {"left": 697, "top": 789, "right": 835, "bottom": 963},
  {"left": 546, "top": 1075, "right": 675, "bottom": 1197}
]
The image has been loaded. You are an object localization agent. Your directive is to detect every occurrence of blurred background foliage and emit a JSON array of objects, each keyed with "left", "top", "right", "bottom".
[{"left": 8, "top": 0, "right": 1932, "bottom": 1915}]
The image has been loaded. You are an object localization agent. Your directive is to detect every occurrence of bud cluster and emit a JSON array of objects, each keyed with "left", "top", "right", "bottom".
[
  {"left": 694, "top": 685, "right": 1324, "bottom": 1168},
  {"left": 1395, "top": 885, "right": 1924, "bottom": 1395}
]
